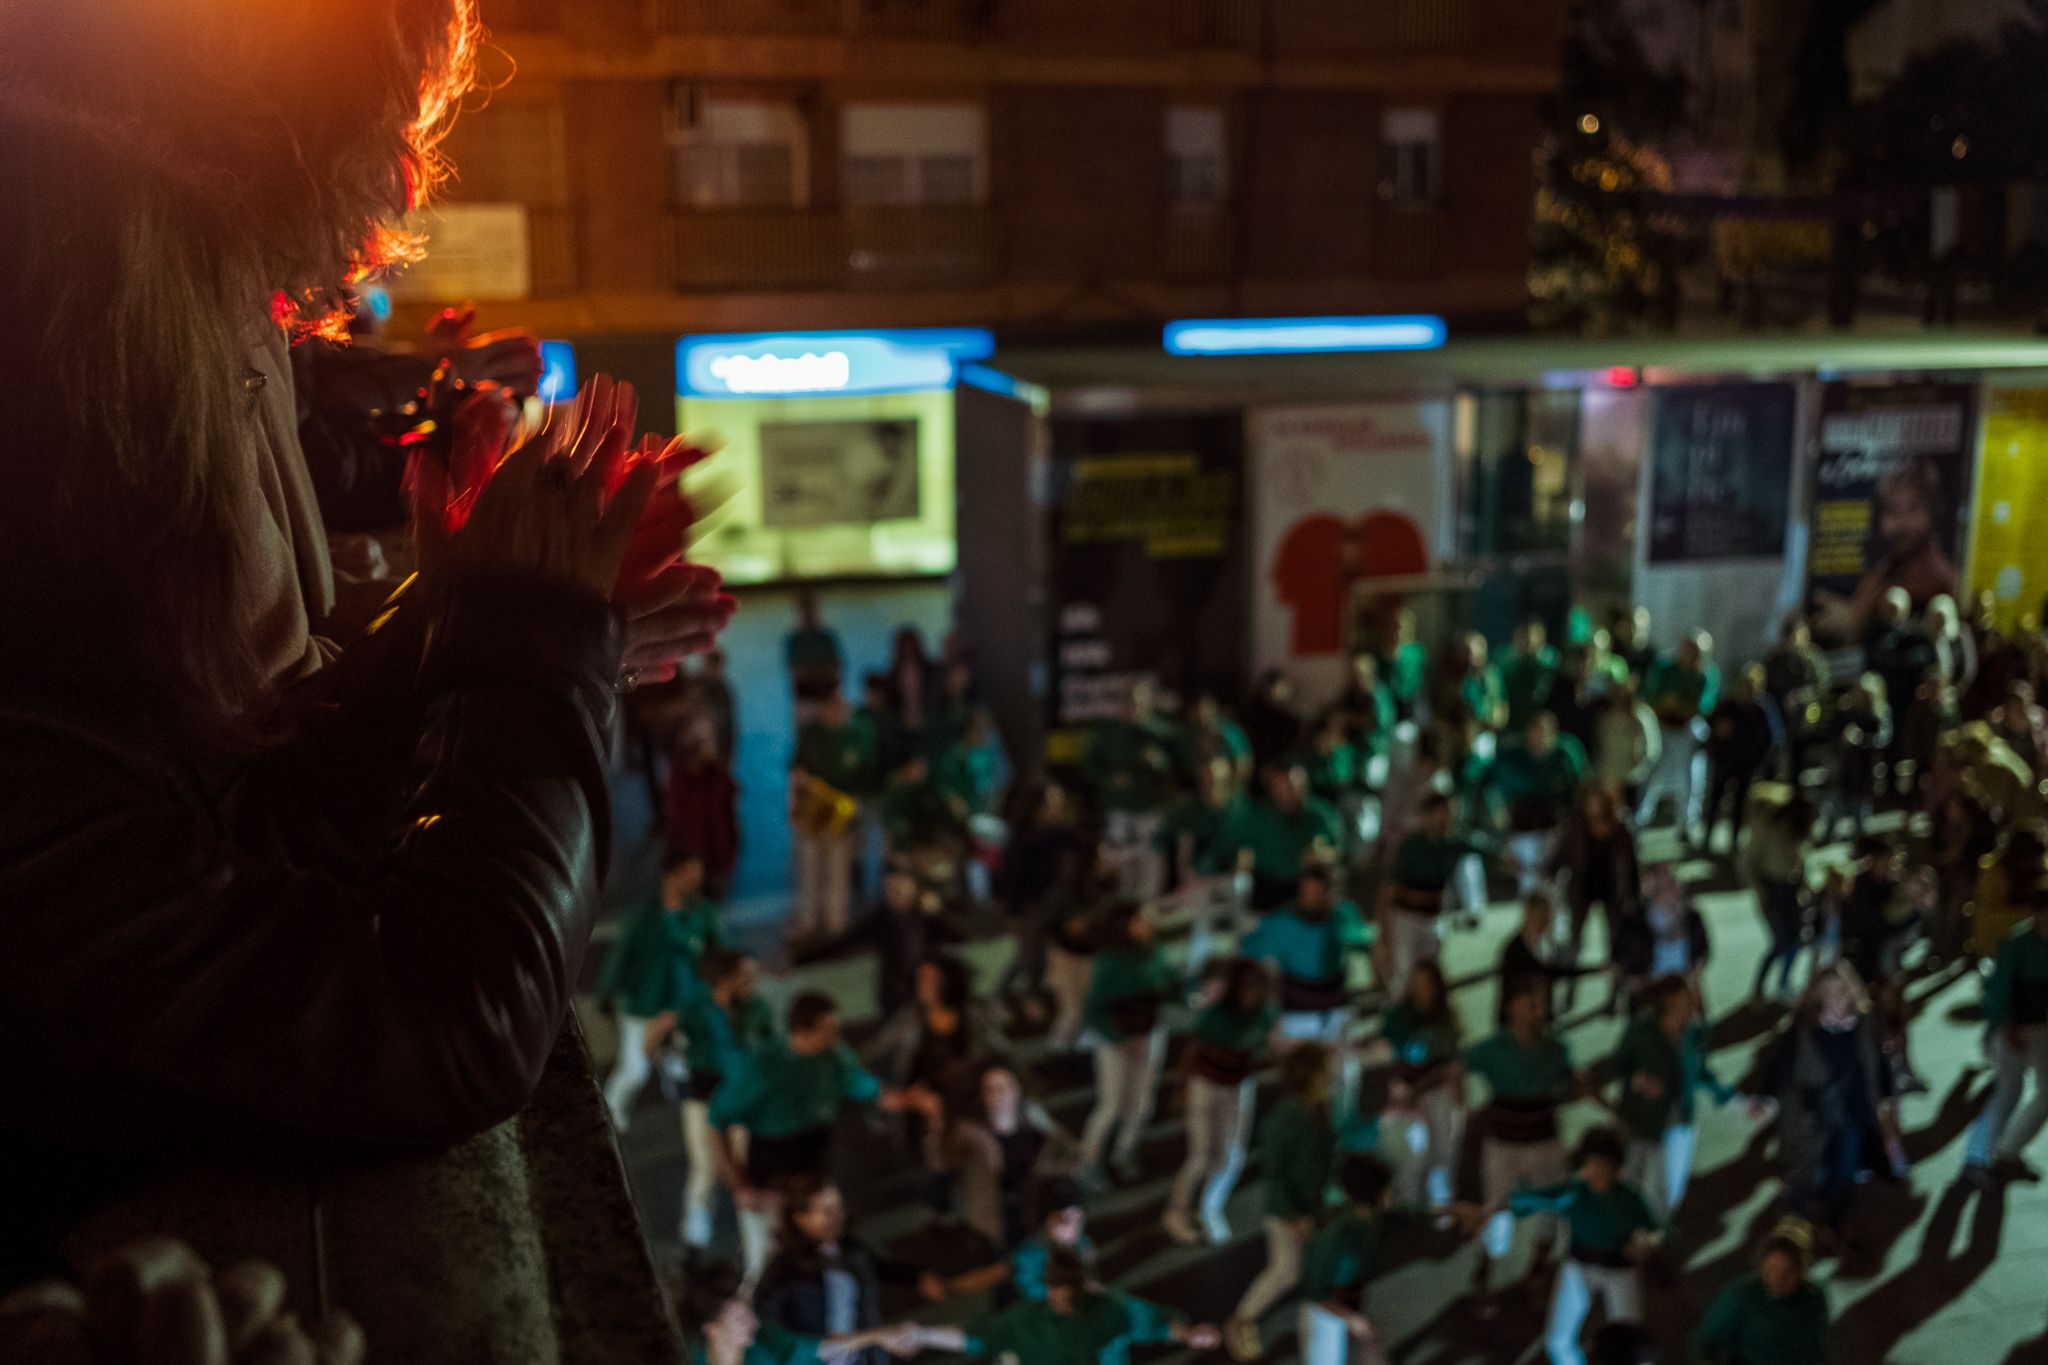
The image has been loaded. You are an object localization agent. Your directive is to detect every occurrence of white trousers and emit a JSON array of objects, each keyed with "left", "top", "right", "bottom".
[
  {"left": 1168, "top": 1075, "right": 1256, "bottom": 1240},
  {"left": 792, "top": 827, "right": 853, "bottom": 938},
  {"left": 1546, "top": 1262, "right": 1643, "bottom": 1365},
  {"left": 1234, "top": 1216, "right": 1308, "bottom": 1327},
  {"left": 1509, "top": 830, "right": 1559, "bottom": 897},
  {"left": 1637, "top": 723, "right": 1705, "bottom": 832},
  {"left": 1481, "top": 1137, "right": 1567, "bottom": 1259},
  {"left": 1379, "top": 1085, "right": 1465, "bottom": 1209},
  {"left": 1384, "top": 909, "right": 1444, "bottom": 997},
  {"left": 1298, "top": 1302, "right": 1386, "bottom": 1365},
  {"left": 1625, "top": 1123, "right": 1698, "bottom": 1217},
  {"left": 681, "top": 1098, "right": 721, "bottom": 1248},
  {"left": 603, "top": 1015, "right": 652, "bottom": 1132},
  {"left": 738, "top": 1189, "right": 780, "bottom": 1295},
  {"left": 1107, "top": 810, "right": 1165, "bottom": 900},
  {"left": 1969, "top": 1025, "right": 2048, "bottom": 1164},
  {"left": 1181, "top": 874, "right": 1248, "bottom": 982},
  {"left": 1080, "top": 1029, "right": 1166, "bottom": 1168},
  {"left": 1045, "top": 945, "right": 1094, "bottom": 1052}
]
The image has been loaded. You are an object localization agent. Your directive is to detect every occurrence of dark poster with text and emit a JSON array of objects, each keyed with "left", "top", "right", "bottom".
[{"left": 1646, "top": 383, "right": 1796, "bottom": 563}]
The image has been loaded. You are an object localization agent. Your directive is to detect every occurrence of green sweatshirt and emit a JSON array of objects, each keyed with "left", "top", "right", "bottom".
[
  {"left": 1613, "top": 1016, "right": 1733, "bottom": 1138},
  {"left": 1228, "top": 797, "right": 1345, "bottom": 882},
  {"left": 1192, "top": 1000, "right": 1278, "bottom": 1055},
  {"left": 1643, "top": 657, "right": 1720, "bottom": 723},
  {"left": 685, "top": 1320, "right": 819, "bottom": 1365},
  {"left": 1389, "top": 832, "right": 1482, "bottom": 901},
  {"left": 1509, "top": 1178, "right": 1662, "bottom": 1257},
  {"left": 1489, "top": 737, "right": 1587, "bottom": 814},
  {"left": 1502, "top": 647, "right": 1560, "bottom": 730},
  {"left": 964, "top": 1293, "right": 1178, "bottom": 1365},
  {"left": 597, "top": 895, "right": 728, "bottom": 1018},
  {"left": 707, "top": 1041, "right": 881, "bottom": 1138},
  {"left": 1086, "top": 718, "right": 1178, "bottom": 813},
  {"left": 1157, "top": 791, "right": 1250, "bottom": 877},
  {"left": 1462, "top": 1030, "right": 1574, "bottom": 1103},
  {"left": 1301, "top": 1209, "right": 1382, "bottom": 1306},
  {"left": 1380, "top": 1002, "right": 1462, "bottom": 1070},
  {"left": 1083, "top": 945, "right": 1178, "bottom": 1042},
  {"left": 1257, "top": 1095, "right": 1379, "bottom": 1219},
  {"left": 1694, "top": 1275, "right": 1829, "bottom": 1365},
  {"left": 793, "top": 720, "right": 874, "bottom": 793},
  {"left": 677, "top": 992, "right": 775, "bottom": 1081},
  {"left": 1984, "top": 922, "right": 2048, "bottom": 1030}
]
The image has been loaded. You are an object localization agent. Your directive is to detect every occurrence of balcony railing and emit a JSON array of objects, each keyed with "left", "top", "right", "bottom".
[
  {"left": 669, "top": 206, "right": 993, "bottom": 291},
  {"left": 647, "top": 0, "right": 840, "bottom": 35}
]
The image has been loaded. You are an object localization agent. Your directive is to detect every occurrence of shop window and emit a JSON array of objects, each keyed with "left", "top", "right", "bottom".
[
  {"left": 1380, "top": 108, "right": 1440, "bottom": 207},
  {"left": 841, "top": 104, "right": 987, "bottom": 207},
  {"left": 669, "top": 92, "right": 808, "bottom": 209}
]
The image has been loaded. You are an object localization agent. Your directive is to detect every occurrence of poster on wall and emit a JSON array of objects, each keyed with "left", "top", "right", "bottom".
[
  {"left": 1806, "top": 381, "right": 1976, "bottom": 645},
  {"left": 759, "top": 418, "right": 922, "bottom": 528},
  {"left": 1248, "top": 402, "right": 1449, "bottom": 709},
  {"left": 1048, "top": 446, "right": 1242, "bottom": 733},
  {"left": 1646, "top": 383, "right": 1796, "bottom": 563},
  {"left": 1968, "top": 387, "right": 2048, "bottom": 630}
]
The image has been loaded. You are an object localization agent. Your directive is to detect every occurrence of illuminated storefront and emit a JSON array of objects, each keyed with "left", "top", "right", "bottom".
[{"left": 673, "top": 328, "right": 994, "bottom": 586}]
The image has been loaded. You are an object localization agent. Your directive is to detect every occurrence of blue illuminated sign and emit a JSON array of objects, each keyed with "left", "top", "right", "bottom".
[
  {"left": 538, "top": 340, "right": 578, "bottom": 404},
  {"left": 676, "top": 328, "right": 996, "bottom": 399},
  {"left": 1163, "top": 315, "right": 1447, "bottom": 356}
]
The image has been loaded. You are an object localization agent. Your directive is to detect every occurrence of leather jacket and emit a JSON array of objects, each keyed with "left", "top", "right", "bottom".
[{"left": 0, "top": 574, "right": 621, "bottom": 1284}]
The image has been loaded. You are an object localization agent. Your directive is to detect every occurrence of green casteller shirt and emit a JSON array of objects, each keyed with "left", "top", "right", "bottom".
[
  {"left": 1306, "top": 738, "right": 1364, "bottom": 803},
  {"left": 793, "top": 720, "right": 874, "bottom": 794},
  {"left": 1460, "top": 666, "right": 1507, "bottom": 728},
  {"left": 880, "top": 775, "right": 966, "bottom": 848},
  {"left": 1694, "top": 1274, "right": 1830, "bottom": 1365},
  {"left": 1228, "top": 796, "right": 1345, "bottom": 883},
  {"left": 597, "top": 895, "right": 728, "bottom": 1018},
  {"left": 1462, "top": 1030, "right": 1575, "bottom": 1103},
  {"left": 1612, "top": 1016, "right": 1733, "bottom": 1138},
  {"left": 1258, "top": 1095, "right": 1379, "bottom": 1220},
  {"left": 1157, "top": 791, "right": 1250, "bottom": 877},
  {"left": 1083, "top": 946, "right": 1179, "bottom": 1042},
  {"left": 707, "top": 1041, "right": 881, "bottom": 1138},
  {"left": 1984, "top": 922, "right": 2048, "bottom": 1030},
  {"left": 1509, "top": 1178, "right": 1663, "bottom": 1257},
  {"left": 685, "top": 1319, "right": 819, "bottom": 1365},
  {"left": 1192, "top": 999, "right": 1278, "bottom": 1054},
  {"left": 850, "top": 704, "right": 909, "bottom": 786},
  {"left": 1383, "top": 642, "right": 1428, "bottom": 709},
  {"left": 1007, "top": 1232, "right": 1097, "bottom": 1301},
  {"left": 1489, "top": 737, "right": 1588, "bottom": 813},
  {"left": 1380, "top": 1002, "right": 1462, "bottom": 1070},
  {"left": 964, "top": 1292, "right": 1179, "bottom": 1365},
  {"left": 1502, "top": 646, "right": 1560, "bottom": 731},
  {"left": 1301, "top": 1209, "right": 1382, "bottom": 1307},
  {"left": 1389, "top": 832, "right": 1483, "bottom": 903},
  {"left": 937, "top": 742, "right": 1001, "bottom": 816},
  {"left": 677, "top": 992, "right": 776, "bottom": 1080},
  {"left": 1643, "top": 657, "right": 1720, "bottom": 724},
  {"left": 1180, "top": 717, "right": 1253, "bottom": 778},
  {"left": 1086, "top": 718, "right": 1179, "bottom": 813}
]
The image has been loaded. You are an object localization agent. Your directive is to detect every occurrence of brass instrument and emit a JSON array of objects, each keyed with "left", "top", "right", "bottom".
[{"left": 792, "top": 772, "right": 858, "bottom": 837}]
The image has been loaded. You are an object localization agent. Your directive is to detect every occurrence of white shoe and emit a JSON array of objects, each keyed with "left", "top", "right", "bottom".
[
  {"left": 1162, "top": 1208, "right": 1201, "bottom": 1245},
  {"left": 1202, "top": 1212, "right": 1234, "bottom": 1246}
]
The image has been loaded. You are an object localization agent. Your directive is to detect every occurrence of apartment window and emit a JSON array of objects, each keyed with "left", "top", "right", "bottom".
[
  {"left": 1164, "top": 106, "right": 1228, "bottom": 209},
  {"left": 1381, "top": 109, "right": 1441, "bottom": 207},
  {"left": 669, "top": 93, "right": 809, "bottom": 209},
  {"left": 841, "top": 104, "right": 987, "bottom": 207},
  {"left": 441, "top": 100, "right": 569, "bottom": 206}
]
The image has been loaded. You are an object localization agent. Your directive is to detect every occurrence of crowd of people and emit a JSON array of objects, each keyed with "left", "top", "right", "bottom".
[{"left": 602, "top": 587, "right": 2048, "bottom": 1365}]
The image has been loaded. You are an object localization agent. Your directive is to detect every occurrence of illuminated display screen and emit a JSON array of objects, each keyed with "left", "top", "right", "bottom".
[
  {"left": 538, "top": 340, "right": 577, "bottom": 404},
  {"left": 1163, "top": 314, "right": 1448, "bottom": 356},
  {"left": 677, "top": 328, "right": 994, "bottom": 399}
]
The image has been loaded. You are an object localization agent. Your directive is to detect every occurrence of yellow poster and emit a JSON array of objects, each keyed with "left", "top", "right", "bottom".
[{"left": 1970, "top": 387, "right": 2048, "bottom": 630}]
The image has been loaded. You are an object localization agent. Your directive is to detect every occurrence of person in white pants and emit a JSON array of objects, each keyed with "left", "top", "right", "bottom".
[
  {"left": 1380, "top": 794, "right": 1485, "bottom": 992},
  {"left": 1635, "top": 634, "right": 1717, "bottom": 841},
  {"left": 672, "top": 949, "right": 774, "bottom": 1249},
  {"left": 1963, "top": 896, "right": 2048, "bottom": 1186},
  {"left": 1483, "top": 1128, "right": 1664, "bottom": 1365},
  {"left": 1077, "top": 902, "right": 1176, "bottom": 1180},
  {"left": 1613, "top": 976, "right": 1733, "bottom": 1217},
  {"left": 1374, "top": 961, "right": 1466, "bottom": 1213},
  {"left": 598, "top": 851, "right": 726, "bottom": 1131},
  {"left": 1295, "top": 1155, "right": 1396, "bottom": 1365},
  {"left": 789, "top": 696, "right": 866, "bottom": 942},
  {"left": 1461, "top": 980, "right": 1580, "bottom": 1304},
  {"left": 1165, "top": 960, "right": 1275, "bottom": 1246}
]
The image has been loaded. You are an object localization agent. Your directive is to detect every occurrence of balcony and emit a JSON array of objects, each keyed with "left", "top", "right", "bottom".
[
  {"left": 647, "top": 0, "right": 840, "bottom": 35},
  {"left": 669, "top": 206, "right": 994, "bottom": 291}
]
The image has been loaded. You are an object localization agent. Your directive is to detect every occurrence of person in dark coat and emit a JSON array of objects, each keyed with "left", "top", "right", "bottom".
[
  {"left": 666, "top": 719, "right": 741, "bottom": 900},
  {"left": 1702, "top": 667, "right": 1781, "bottom": 852},
  {"left": 753, "top": 1175, "right": 940, "bottom": 1365},
  {"left": 1549, "top": 784, "right": 1642, "bottom": 1008},
  {"left": 811, "top": 862, "right": 959, "bottom": 1020},
  {"left": 1610, "top": 863, "right": 1710, "bottom": 1017}
]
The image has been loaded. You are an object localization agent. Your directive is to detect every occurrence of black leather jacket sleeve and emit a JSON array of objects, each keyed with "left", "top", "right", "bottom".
[{"left": 0, "top": 575, "right": 622, "bottom": 1154}]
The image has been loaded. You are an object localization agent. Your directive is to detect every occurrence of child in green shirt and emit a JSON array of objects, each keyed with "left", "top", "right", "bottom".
[
  {"left": 1694, "top": 1222, "right": 1830, "bottom": 1365},
  {"left": 919, "top": 1249, "right": 1219, "bottom": 1365},
  {"left": 1296, "top": 1155, "right": 1396, "bottom": 1365},
  {"left": 1612, "top": 976, "right": 1733, "bottom": 1216}
]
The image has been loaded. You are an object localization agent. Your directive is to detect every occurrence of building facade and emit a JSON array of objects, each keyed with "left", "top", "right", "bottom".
[{"left": 392, "top": 0, "right": 1565, "bottom": 350}]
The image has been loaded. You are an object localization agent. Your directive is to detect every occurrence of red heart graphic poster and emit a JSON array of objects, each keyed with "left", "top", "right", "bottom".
[{"left": 1250, "top": 403, "right": 1449, "bottom": 712}]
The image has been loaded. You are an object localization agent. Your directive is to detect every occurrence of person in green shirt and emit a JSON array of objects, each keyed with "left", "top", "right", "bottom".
[
  {"left": 1379, "top": 794, "right": 1490, "bottom": 992},
  {"left": 878, "top": 753, "right": 969, "bottom": 868},
  {"left": 1502, "top": 619, "right": 1561, "bottom": 732},
  {"left": 1462, "top": 977, "right": 1583, "bottom": 1306},
  {"left": 791, "top": 695, "right": 873, "bottom": 941},
  {"left": 1375, "top": 959, "right": 1466, "bottom": 1213},
  {"left": 783, "top": 590, "right": 844, "bottom": 724},
  {"left": 1490, "top": 711, "right": 1588, "bottom": 895},
  {"left": 1488, "top": 1127, "right": 1664, "bottom": 1365},
  {"left": 1231, "top": 762, "right": 1345, "bottom": 910},
  {"left": 1334, "top": 652, "right": 1400, "bottom": 765},
  {"left": 1637, "top": 633, "right": 1721, "bottom": 842},
  {"left": 1613, "top": 975, "right": 1734, "bottom": 1216},
  {"left": 1165, "top": 958, "right": 1277, "bottom": 1247},
  {"left": 1377, "top": 608, "right": 1429, "bottom": 720},
  {"left": 1225, "top": 1043, "right": 1380, "bottom": 1361},
  {"left": 668, "top": 948, "right": 775, "bottom": 1249},
  {"left": 679, "top": 1261, "right": 913, "bottom": 1365},
  {"left": 1078, "top": 901, "right": 1179, "bottom": 1180},
  {"left": 1296, "top": 1155, "right": 1396, "bottom": 1365},
  {"left": 1160, "top": 755, "right": 1254, "bottom": 981},
  {"left": 934, "top": 710, "right": 1004, "bottom": 818},
  {"left": 1182, "top": 691, "right": 1256, "bottom": 788},
  {"left": 1087, "top": 681, "right": 1180, "bottom": 899},
  {"left": 708, "top": 993, "right": 912, "bottom": 1289},
  {"left": 1437, "top": 631, "right": 1507, "bottom": 733},
  {"left": 599, "top": 849, "right": 726, "bottom": 1132},
  {"left": 920, "top": 1248, "right": 1220, "bottom": 1364},
  {"left": 1694, "top": 1222, "right": 1830, "bottom": 1365},
  {"left": 1963, "top": 888, "right": 2048, "bottom": 1185}
]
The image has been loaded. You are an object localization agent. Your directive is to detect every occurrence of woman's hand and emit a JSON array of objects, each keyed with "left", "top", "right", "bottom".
[{"left": 0, "top": 1239, "right": 362, "bottom": 1365}]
